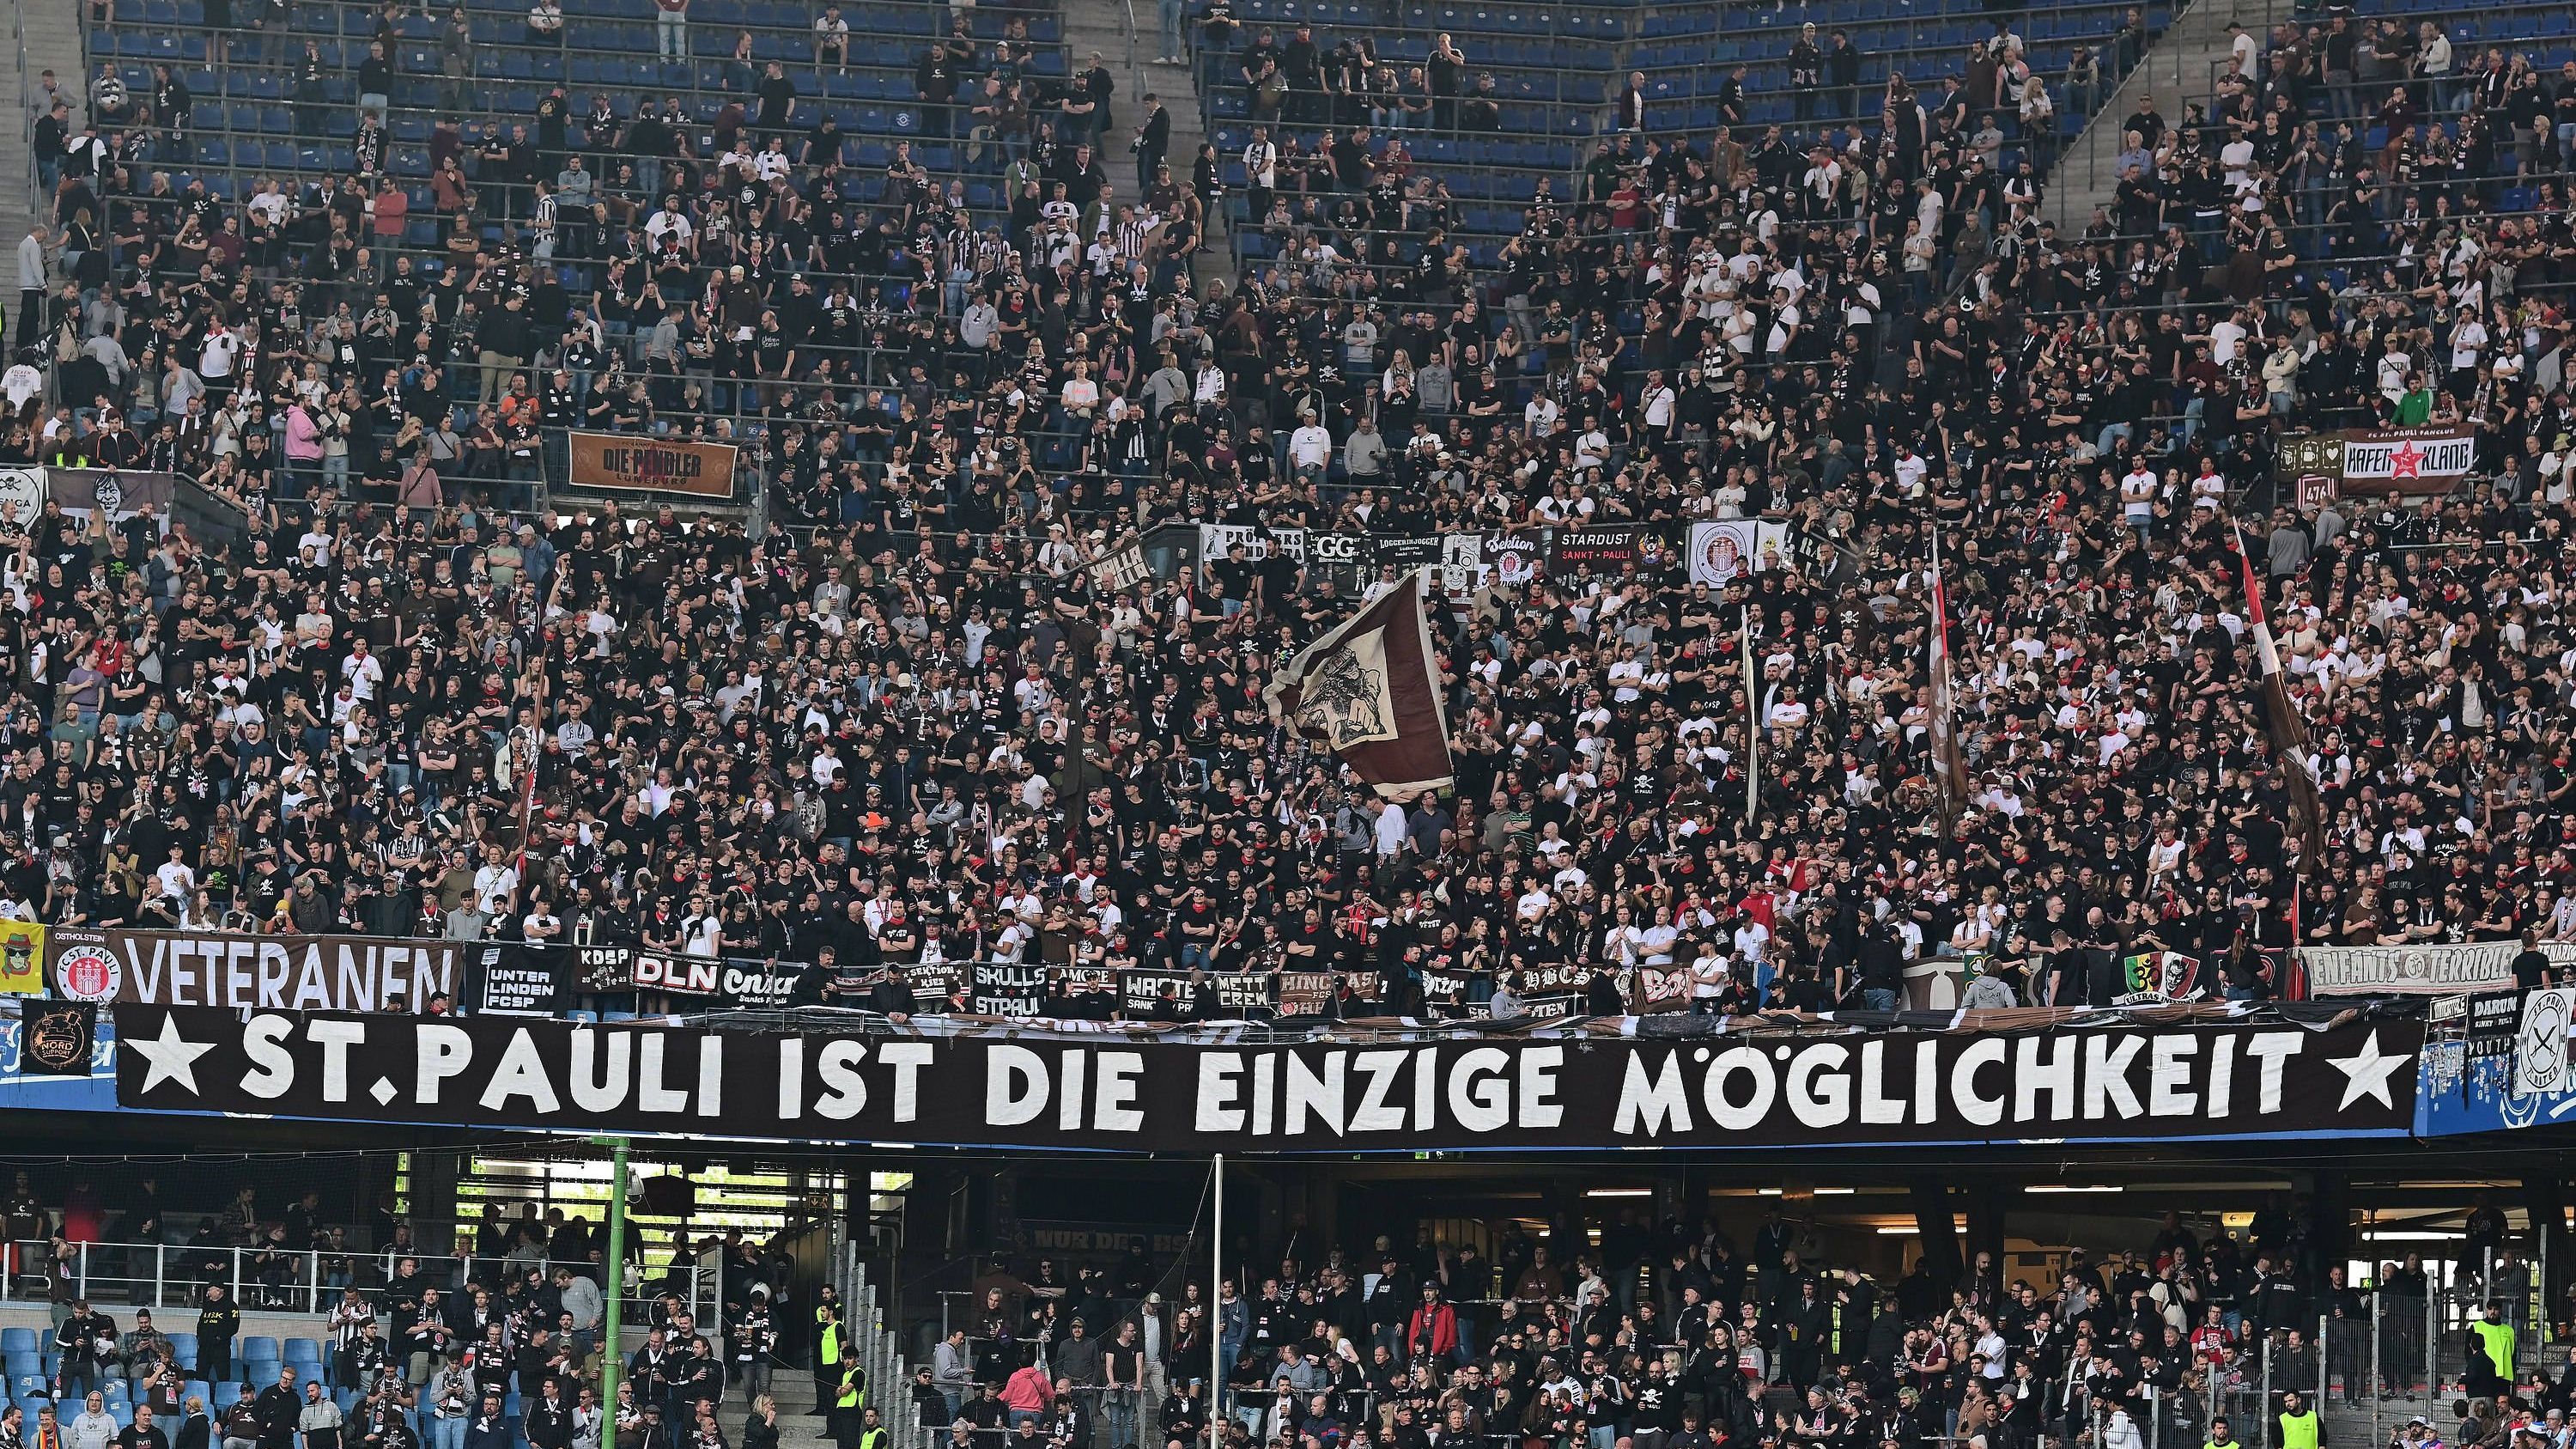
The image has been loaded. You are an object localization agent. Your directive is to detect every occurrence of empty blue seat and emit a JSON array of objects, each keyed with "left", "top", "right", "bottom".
[
  {"left": 240, "top": 1337, "right": 279, "bottom": 1363},
  {"left": 281, "top": 1339, "right": 323, "bottom": 1364}
]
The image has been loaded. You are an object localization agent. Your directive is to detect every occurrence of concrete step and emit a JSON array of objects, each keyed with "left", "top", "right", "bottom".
[
  {"left": 4, "top": 0, "right": 86, "bottom": 243},
  {"left": 1059, "top": 0, "right": 1213, "bottom": 289},
  {"left": 2050, "top": 0, "right": 2282, "bottom": 227}
]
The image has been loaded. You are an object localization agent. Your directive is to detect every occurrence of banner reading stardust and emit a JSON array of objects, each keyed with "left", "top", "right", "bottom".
[{"left": 112, "top": 1007, "right": 2421, "bottom": 1151}]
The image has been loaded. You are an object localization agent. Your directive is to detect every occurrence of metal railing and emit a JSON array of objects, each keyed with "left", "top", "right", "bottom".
[{"left": 0, "top": 1236, "right": 715, "bottom": 1326}]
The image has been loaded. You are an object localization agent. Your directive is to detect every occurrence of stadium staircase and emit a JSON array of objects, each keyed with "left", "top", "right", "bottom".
[
  {"left": 3, "top": 0, "right": 82, "bottom": 253},
  {"left": 2049, "top": 0, "right": 2283, "bottom": 228},
  {"left": 1060, "top": 0, "right": 1210, "bottom": 288}
]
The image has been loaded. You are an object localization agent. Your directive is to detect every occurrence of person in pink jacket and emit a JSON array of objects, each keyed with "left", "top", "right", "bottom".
[
  {"left": 999, "top": 1363, "right": 1053, "bottom": 1426},
  {"left": 282, "top": 400, "right": 323, "bottom": 494}
]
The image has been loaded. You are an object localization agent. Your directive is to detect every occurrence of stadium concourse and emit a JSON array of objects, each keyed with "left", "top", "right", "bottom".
[{"left": 0, "top": 1154, "right": 2571, "bottom": 1449}]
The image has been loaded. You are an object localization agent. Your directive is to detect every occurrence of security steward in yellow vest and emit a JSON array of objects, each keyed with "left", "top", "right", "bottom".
[
  {"left": 2202, "top": 1414, "right": 2243, "bottom": 1449},
  {"left": 2468, "top": 1301, "right": 2518, "bottom": 1401},
  {"left": 851, "top": 1406, "right": 889, "bottom": 1449},
  {"left": 2276, "top": 1391, "right": 2321, "bottom": 1449},
  {"left": 816, "top": 1305, "right": 846, "bottom": 1403},
  {"left": 827, "top": 1357, "right": 868, "bottom": 1449}
]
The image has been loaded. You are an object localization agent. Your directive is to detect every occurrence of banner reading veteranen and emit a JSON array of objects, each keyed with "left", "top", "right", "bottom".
[
  {"left": 46, "top": 929, "right": 459, "bottom": 1012},
  {"left": 566, "top": 432, "right": 740, "bottom": 501},
  {"left": 112, "top": 1008, "right": 2422, "bottom": 1150}
]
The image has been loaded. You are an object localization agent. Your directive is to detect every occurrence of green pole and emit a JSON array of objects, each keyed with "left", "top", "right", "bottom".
[{"left": 598, "top": 1137, "right": 631, "bottom": 1449}]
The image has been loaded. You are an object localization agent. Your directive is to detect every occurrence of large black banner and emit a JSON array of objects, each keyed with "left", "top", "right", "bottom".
[{"left": 110, "top": 1007, "right": 2421, "bottom": 1152}]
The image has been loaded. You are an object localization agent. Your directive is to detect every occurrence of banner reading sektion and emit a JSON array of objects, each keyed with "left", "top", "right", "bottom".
[
  {"left": 112, "top": 1008, "right": 2421, "bottom": 1150},
  {"left": 2306, "top": 940, "right": 2573, "bottom": 996},
  {"left": 46, "top": 929, "right": 458, "bottom": 1013},
  {"left": 567, "top": 432, "right": 740, "bottom": 501}
]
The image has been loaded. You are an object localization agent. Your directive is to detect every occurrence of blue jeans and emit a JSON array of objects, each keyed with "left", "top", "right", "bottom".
[
  {"left": 1864, "top": 988, "right": 1898, "bottom": 1012},
  {"left": 1107, "top": 1390, "right": 1139, "bottom": 1448},
  {"left": 431, "top": 1416, "right": 466, "bottom": 1449},
  {"left": 1158, "top": 0, "right": 1183, "bottom": 54}
]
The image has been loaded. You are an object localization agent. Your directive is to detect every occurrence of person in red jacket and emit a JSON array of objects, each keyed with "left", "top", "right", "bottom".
[
  {"left": 999, "top": 1362, "right": 1054, "bottom": 1427},
  {"left": 1405, "top": 1284, "right": 1457, "bottom": 1364}
]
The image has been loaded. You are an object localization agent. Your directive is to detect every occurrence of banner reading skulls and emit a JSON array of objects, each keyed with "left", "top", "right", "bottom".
[{"left": 114, "top": 1007, "right": 2420, "bottom": 1152}]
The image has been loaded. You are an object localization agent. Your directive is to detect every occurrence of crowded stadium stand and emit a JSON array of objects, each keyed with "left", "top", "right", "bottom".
[{"left": 11, "top": 5, "right": 2576, "bottom": 1449}]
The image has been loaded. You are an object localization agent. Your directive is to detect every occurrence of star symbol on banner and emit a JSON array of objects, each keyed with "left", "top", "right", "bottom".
[
  {"left": 127, "top": 1014, "right": 216, "bottom": 1096},
  {"left": 2325, "top": 1028, "right": 2404, "bottom": 1111},
  {"left": 2389, "top": 442, "right": 2424, "bottom": 478}
]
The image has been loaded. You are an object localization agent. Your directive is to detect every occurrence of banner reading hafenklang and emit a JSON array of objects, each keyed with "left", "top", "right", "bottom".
[{"left": 113, "top": 1006, "right": 2419, "bottom": 1152}]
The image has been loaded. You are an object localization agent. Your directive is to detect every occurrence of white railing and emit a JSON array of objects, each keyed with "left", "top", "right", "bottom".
[{"left": 0, "top": 1238, "right": 713, "bottom": 1324}]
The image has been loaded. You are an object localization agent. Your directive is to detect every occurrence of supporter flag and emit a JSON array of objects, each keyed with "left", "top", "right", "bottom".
[
  {"left": 2119, "top": 951, "right": 2201, "bottom": 1001},
  {"left": 0, "top": 920, "right": 43, "bottom": 994},
  {"left": 17, "top": 1000, "right": 96, "bottom": 1075},
  {"left": 1926, "top": 529, "right": 1970, "bottom": 819},
  {"left": 2233, "top": 530, "right": 2328, "bottom": 879},
  {"left": 1265, "top": 568, "right": 1455, "bottom": 798}
]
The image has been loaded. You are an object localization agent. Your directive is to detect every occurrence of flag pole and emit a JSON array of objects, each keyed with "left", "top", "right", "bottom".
[
  {"left": 1741, "top": 610, "right": 1758, "bottom": 825},
  {"left": 1210, "top": 1153, "right": 1224, "bottom": 1444},
  {"left": 592, "top": 1135, "right": 631, "bottom": 1449}
]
